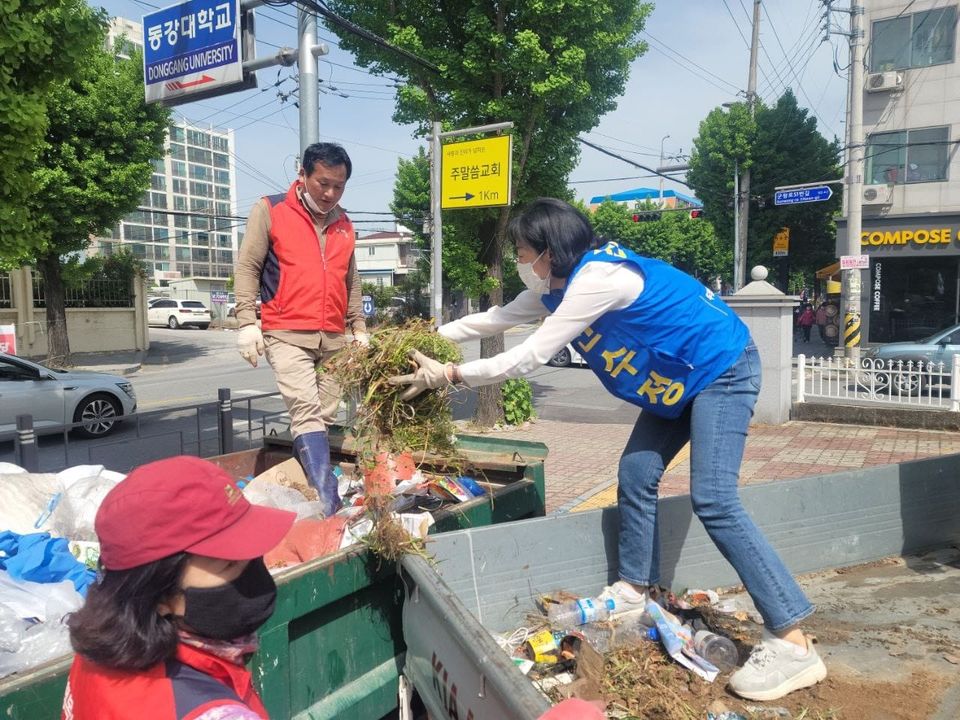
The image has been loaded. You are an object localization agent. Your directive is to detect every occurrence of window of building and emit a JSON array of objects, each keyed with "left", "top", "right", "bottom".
[
  {"left": 129, "top": 243, "right": 148, "bottom": 258},
  {"left": 212, "top": 136, "right": 229, "bottom": 153},
  {"left": 193, "top": 264, "right": 210, "bottom": 276},
  {"left": 214, "top": 169, "right": 230, "bottom": 185},
  {"left": 870, "top": 257, "right": 959, "bottom": 342},
  {"left": 215, "top": 234, "right": 232, "bottom": 247},
  {"left": 187, "top": 147, "right": 212, "bottom": 165},
  {"left": 866, "top": 126, "right": 950, "bottom": 184},
  {"left": 190, "top": 181, "right": 213, "bottom": 198},
  {"left": 154, "top": 245, "right": 170, "bottom": 260},
  {"left": 150, "top": 191, "right": 167, "bottom": 209},
  {"left": 154, "top": 262, "right": 169, "bottom": 272},
  {"left": 187, "top": 129, "right": 210, "bottom": 148},
  {"left": 189, "top": 164, "right": 212, "bottom": 181},
  {"left": 217, "top": 249, "right": 233, "bottom": 264},
  {"left": 215, "top": 202, "right": 230, "bottom": 217},
  {"left": 213, "top": 153, "right": 229, "bottom": 169},
  {"left": 124, "top": 225, "right": 151, "bottom": 242},
  {"left": 174, "top": 213, "right": 189, "bottom": 229},
  {"left": 191, "top": 216, "right": 210, "bottom": 231},
  {"left": 870, "top": 7, "right": 957, "bottom": 71},
  {"left": 171, "top": 160, "right": 187, "bottom": 178},
  {"left": 154, "top": 227, "right": 170, "bottom": 242},
  {"left": 193, "top": 248, "right": 210, "bottom": 262},
  {"left": 150, "top": 174, "right": 166, "bottom": 191},
  {"left": 368, "top": 246, "right": 376, "bottom": 255},
  {"left": 151, "top": 158, "right": 165, "bottom": 173},
  {"left": 173, "top": 179, "right": 188, "bottom": 195},
  {"left": 126, "top": 210, "right": 152, "bottom": 225},
  {"left": 169, "top": 143, "right": 186, "bottom": 160},
  {"left": 173, "top": 194, "right": 188, "bottom": 212},
  {"left": 169, "top": 126, "right": 185, "bottom": 143},
  {"left": 195, "top": 233, "right": 210, "bottom": 247},
  {"left": 215, "top": 185, "right": 230, "bottom": 200},
  {"left": 190, "top": 198, "right": 212, "bottom": 213},
  {"left": 176, "top": 247, "right": 192, "bottom": 261}
]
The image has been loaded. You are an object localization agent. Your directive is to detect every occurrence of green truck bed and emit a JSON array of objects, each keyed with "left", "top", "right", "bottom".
[{"left": 0, "top": 431, "right": 547, "bottom": 720}]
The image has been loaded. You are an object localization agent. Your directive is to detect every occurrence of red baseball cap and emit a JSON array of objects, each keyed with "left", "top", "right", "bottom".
[{"left": 96, "top": 456, "right": 296, "bottom": 571}]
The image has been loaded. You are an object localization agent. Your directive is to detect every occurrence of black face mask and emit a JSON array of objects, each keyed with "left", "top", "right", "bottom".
[{"left": 180, "top": 558, "right": 277, "bottom": 641}]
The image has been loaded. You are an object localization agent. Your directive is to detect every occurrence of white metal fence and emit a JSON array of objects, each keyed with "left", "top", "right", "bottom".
[{"left": 796, "top": 354, "right": 960, "bottom": 412}]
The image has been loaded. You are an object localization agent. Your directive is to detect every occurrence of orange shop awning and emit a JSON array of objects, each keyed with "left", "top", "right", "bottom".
[{"left": 815, "top": 261, "right": 840, "bottom": 280}]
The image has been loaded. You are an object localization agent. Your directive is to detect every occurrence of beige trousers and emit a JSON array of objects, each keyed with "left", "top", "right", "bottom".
[{"left": 264, "top": 335, "right": 345, "bottom": 437}]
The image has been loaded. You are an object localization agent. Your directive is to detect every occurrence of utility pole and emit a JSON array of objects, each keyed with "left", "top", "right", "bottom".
[
  {"left": 844, "top": 1, "right": 865, "bottom": 363},
  {"left": 736, "top": 0, "right": 762, "bottom": 291},
  {"left": 297, "top": 6, "right": 319, "bottom": 155},
  {"left": 658, "top": 134, "right": 670, "bottom": 207}
]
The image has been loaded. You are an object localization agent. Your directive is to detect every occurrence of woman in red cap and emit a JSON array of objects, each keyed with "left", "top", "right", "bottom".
[{"left": 62, "top": 456, "right": 296, "bottom": 720}]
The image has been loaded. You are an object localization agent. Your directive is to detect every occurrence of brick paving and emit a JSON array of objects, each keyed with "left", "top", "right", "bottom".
[{"left": 467, "top": 419, "right": 960, "bottom": 514}]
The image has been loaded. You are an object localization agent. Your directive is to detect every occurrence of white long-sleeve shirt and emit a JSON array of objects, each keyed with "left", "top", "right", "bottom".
[{"left": 440, "top": 262, "right": 645, "bottom": 387}]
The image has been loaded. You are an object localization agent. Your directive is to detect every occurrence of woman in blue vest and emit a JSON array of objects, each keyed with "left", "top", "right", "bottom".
[{"left": 389, "top": 198, "right": 826, "bottom": 701}]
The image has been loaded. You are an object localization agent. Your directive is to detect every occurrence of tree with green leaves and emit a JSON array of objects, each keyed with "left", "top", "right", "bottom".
[
  {"left": 687, "top": 90, "right": 842, "bottom": 291},
  {"left": 326, "top": 0, "right": 653, "bottom": 425},
  {"left": 588, "top": 200, "right": 730, "bottom": 283},
  {"left": 22, "top": 37, "right": 169, "bottom": 364},
  {"left": 0, "top": 0, "right": 105, "bottom": 248}
]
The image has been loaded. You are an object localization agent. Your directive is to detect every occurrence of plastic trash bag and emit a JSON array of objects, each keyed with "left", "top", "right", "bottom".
[
  {"left": 242, "top": 478, "right": 326, "bottom": 520},
  {"left": 0, "top": 472, "right": 61, "bottom": 535},
  {"left": 0, "top": 571, "right": 81, "bottom": 678},
  {"left": 50, "top": 465, "right": 124, "bottom": 541}
]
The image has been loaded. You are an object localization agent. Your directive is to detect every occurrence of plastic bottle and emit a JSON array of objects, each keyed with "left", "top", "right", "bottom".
[
  {"left": 612, "top": 613, "right": 658, "bottom": 647},
  {"left": 693, "top": 630, "right": 738, "bottom": 672},
  {"left": 547, "top": 596, "right": 616, "bottom": 626}
]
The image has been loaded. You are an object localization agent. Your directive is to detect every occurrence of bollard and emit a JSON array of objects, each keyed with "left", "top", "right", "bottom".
[
  {"left": 15, "top": 414, "right": 40, "bottom": 472},
  {"left": 218, "top": 388, "right": 234, "bottom": 455}
]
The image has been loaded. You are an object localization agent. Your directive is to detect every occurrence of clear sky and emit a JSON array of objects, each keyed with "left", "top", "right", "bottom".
[{"left": 93, "top": 0, "right": 849, "bottom": 231}]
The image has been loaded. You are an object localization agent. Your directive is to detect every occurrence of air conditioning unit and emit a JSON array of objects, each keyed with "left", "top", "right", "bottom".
[
  {"left": 866, "top": 71, "right": 903, "bottom": 93},
  {"left": 863, "top": 184, "right": 894, "bottom": 205}
]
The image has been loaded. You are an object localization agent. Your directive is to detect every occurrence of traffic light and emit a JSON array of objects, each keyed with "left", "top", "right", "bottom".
[
  {"left": 631, "top": 211, "right": 661, "bottom": 222},
  {"left": 689, "top": 208, "right": 704, "bottom": 219}
]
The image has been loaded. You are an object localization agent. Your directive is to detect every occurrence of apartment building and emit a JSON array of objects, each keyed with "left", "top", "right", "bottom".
[
  {"left": 836, "top": 2, "right": 960, "bottom": 342},
  {"left": 97, "top": 18, "right": 239, "bottom": 285}
]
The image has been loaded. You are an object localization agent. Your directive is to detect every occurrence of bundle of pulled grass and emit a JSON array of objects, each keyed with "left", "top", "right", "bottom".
[{"left": 326, "top": 319, "right": 463, "bottom": 460}]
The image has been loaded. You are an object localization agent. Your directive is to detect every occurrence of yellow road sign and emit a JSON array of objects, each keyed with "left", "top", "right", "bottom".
[
  {"left": 773, "top": 227, "right": 790, "bottom": 257},
  {"left": 441, "top": 135, "right": 512, "bottom": 209}
]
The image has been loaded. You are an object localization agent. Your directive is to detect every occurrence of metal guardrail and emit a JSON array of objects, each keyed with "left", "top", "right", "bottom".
[
  {"left": 3, "top": 388, "right": 290, "bottom": 473},
  {"left": 796, "top": 353, "right": 960, "bottom": 411},
  {"left": 32, "top": 277, "right": 132, "bottom": 309}
]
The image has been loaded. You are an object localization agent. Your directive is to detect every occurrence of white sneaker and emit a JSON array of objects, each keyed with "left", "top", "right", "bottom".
[
  {"left": 597, "top": 580, "right": 648, "bottom": 616},
  {"left": 728, "top": 629, "right": 827, "bottom": 701}
]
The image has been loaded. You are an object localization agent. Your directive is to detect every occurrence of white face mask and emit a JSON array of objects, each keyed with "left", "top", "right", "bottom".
[
  {"left": 301, "top": 185, "right": 333, "bottom": 216},
  {"left": 518, "top": 251, "right": 550, "bottom": 294}
]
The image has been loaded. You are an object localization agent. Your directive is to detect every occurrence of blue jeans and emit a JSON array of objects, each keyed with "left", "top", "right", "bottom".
[{"left": 616, "top": 344, "right": 814, "bottom": 632}]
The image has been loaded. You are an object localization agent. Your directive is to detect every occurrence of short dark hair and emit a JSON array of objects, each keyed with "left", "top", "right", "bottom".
[
  {"left": 507, "top": 198, "right": 603, "bottom": 278},
  {"left": 302, "top": 142, "right": 352, "bottom": 179},
  {"left": 68, "top": 553, "right": 188, "bottom": 671}
]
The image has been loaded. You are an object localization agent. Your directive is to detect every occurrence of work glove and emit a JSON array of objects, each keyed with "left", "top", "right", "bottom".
[
  {"left": 238, "top": 325, "right": 265, "bottom": 367},
  {"left": 388, "top": 349, "right": 453, "bottom": 401},
  {"left": 353, "top": 331, "right": 370, "bottom": 347}
]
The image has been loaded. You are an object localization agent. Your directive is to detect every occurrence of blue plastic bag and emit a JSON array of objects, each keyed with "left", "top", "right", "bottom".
[{"left": 0, "top": 530, "right": 96, "bottom": 596}]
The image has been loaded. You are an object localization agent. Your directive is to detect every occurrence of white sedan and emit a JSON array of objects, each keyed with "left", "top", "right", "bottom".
[
  {"left": 547, "top": 343, "right": 588, "bottom": 368},
  {"left": 0, "top": 353, "right": 137, "bottom": 438}
]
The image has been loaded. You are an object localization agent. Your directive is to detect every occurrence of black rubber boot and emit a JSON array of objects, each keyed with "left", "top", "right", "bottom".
[{"left": 293, "top": 431, "right": 343, "bottom": 517}]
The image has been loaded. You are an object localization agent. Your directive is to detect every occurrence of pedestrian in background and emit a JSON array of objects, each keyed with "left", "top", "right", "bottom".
[
  {"left": 234, "top": 143, "right": 367, "bottom": 516},
  {"left": 64, "top": 456, "right": 295, "bottom": 719},
  {"left": 389, "top": 198, "right": 827, "bottom": 701},
  {"left": 798, "top": 304, "right": 816, "bottom": 343}
]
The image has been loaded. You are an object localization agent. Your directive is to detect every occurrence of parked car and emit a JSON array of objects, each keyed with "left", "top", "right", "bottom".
[
  {"left": 0, "top": 353, "right": 137, "bottom": 438},
  {"left": 147, "top": 299, "right": 211, "bottom": 329},
  {"left": 547, "top": 343, "right": 588, "bottom": 368},
  {"left": 862, "top": 322, "right": 960, "bottom": 394}
]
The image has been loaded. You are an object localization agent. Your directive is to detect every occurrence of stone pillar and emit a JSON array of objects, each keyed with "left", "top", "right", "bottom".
[{"left": 724, "top": 266, "right": 799, "bottom": 425}]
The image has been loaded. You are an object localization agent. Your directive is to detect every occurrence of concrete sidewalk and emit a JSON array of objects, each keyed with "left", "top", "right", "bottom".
[
  {"left": 67, "top": 349, "right": 147, "bottom": 376},
  {"left": 475, "top": 418, "right": 960, "bottom": 514}
]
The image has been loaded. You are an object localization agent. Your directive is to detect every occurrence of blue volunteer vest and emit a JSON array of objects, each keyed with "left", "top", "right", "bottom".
[{"left": 541, "top": 242, "right": 750, "bottom": 419}]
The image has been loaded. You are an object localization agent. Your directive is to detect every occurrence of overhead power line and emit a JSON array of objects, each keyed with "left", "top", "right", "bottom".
[{"left": 577, "top": 138, "right": 695, "bottom": 190}]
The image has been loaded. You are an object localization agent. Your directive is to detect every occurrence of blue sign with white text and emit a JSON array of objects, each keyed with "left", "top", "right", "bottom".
[
  {"left": 142, "top": 0, "right": 243, "bottom": 103},
  {"left": 774, "top": 186, "right": 834, "bottom": 206},
  {"left": 361, "top": 295, "right": 375, "bottom": 318}
]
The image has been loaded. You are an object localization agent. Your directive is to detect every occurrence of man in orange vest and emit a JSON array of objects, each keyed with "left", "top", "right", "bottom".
[{"left": 234, "top": 143, "right": 367, "bottom": 516}]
